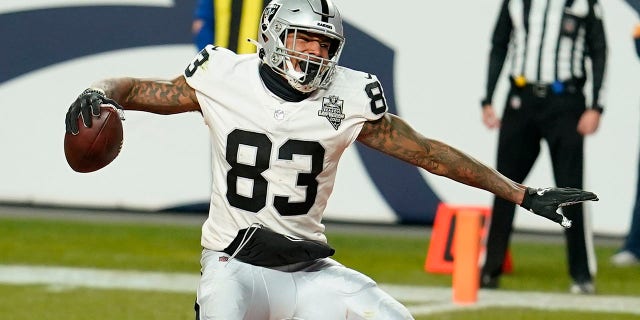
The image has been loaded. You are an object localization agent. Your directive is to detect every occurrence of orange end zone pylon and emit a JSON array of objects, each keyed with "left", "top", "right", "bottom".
[
  {"left": 424, "top": 203, "right": 513, "bottom": 274},
  {"left": 452, "top": 210, "right": 481, "bottom": 304}
]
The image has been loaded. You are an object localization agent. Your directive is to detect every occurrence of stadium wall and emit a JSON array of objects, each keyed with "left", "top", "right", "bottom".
[{"left": 0, "top": 0, "right": 637, "bottom": 234}]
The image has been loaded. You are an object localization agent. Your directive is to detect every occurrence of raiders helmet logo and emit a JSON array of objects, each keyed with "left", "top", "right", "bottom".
[{"left": 261, "top": 3, "right": 281, "bottom": 32}]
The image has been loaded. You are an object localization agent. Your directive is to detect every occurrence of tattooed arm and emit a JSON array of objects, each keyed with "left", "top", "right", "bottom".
[
  {"left": 92, "top": 75, "right": 200, "bottom": 114},
  {"left": 356, "top": 113, "right": 526, "bottom": 205}
]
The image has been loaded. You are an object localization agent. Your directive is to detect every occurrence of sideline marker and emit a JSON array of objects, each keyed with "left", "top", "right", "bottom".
[
  {"left": 424, "top": 203, "right": 513, "bottom": 274},
  {"left": 452, "top": 210, "right": 481, "bottom": 304}
]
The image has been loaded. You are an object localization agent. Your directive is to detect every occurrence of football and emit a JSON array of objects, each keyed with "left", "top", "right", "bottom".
[{"left": 64, "top": 105, "right": 124, "bottom": 173}]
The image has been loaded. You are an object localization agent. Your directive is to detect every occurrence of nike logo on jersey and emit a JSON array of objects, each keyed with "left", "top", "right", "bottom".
[{"left": 318, "top": 95, "right": 345, "bottom": 130}]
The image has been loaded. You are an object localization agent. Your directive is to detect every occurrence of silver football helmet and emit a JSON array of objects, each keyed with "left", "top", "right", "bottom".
[{"left": 257, "top": 0, "right": 345, "bottom": 92}]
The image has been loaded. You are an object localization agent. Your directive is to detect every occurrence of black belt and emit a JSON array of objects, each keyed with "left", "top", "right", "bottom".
[
  {"left": 510, "top": 77, "right": 585, "bottom": 98},
  {"left": 525, "top": 82, "right": 552, "bottom": 98}
]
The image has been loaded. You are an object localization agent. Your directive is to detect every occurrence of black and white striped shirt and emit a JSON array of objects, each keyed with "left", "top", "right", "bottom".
[{"left": 483, "top": 0, "right": 607, "bottom": 111}]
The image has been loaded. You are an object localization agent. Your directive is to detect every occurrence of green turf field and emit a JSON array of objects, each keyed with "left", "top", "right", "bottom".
[{"left": 0, "top": 212, "right": 638, "bottom": 320}]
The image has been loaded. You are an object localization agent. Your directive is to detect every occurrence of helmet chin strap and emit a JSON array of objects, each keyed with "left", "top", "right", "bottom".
[
  {"left": 284, "top": 58, "right": 307, "bottom": 82},
  {"left": 284, "top": 58, "right": 321, "bottom": 90}
]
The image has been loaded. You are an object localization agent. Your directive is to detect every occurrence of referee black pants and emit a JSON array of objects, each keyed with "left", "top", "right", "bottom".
[{"left": 481, "top": 85, "right": 595, "bottom": 285}]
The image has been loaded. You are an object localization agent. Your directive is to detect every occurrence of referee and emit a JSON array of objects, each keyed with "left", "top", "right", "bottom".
[{"left": 480, "top": 0, "right": 607, "bottom": 294}]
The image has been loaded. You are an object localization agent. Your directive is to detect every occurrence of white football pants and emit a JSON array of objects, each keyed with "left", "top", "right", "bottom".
[{"left": 195, "top": 249, "right": 414, "bottom": 320}]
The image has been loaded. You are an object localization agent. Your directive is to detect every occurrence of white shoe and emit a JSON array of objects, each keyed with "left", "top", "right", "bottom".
[
  {"left": 610, "top": 251, "right": 640, "bottom": 267},
  {"left": 570, "top": 282, "right": 595, "bottom": 295}
]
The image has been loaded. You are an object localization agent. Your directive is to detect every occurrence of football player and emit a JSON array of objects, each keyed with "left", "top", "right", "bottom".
[{"left": 65, "top": 0, "right": 598, "bottom": 318}]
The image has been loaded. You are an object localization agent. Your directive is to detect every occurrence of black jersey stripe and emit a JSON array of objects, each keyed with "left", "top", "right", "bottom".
[
  {"left": 524, "top": 0, "right": 586, "bottom": 82},
  {"left": 521, "top": 0, "right": 532, "bottom": 76},
  {"left": 536, "top": 0, "right": 550, "bottom": 81},
  {"left": 484, "top": 0, "right": 607, "bottom": 109}
]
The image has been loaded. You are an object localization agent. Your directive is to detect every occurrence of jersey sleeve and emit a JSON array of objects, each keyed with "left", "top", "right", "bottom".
[
  {"left": 360, "top": 73, "right": 388, "bottom": 121},
  {"left": 183, "top": 45, "right": 240, "bottom": 128},
  {"left": 183, "top": 45, "right": 235, "bottom": 91}
]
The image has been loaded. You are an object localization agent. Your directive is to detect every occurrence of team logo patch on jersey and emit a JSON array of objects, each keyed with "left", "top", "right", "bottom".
[{"left": 318, "top": 95, "right": 345, "bottom": 130}]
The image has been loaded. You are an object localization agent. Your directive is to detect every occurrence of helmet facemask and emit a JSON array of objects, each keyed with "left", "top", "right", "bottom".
[
  {"left": 273, "top": 27, "right": 343, "bottom": 92},
  {"left": 257, "top": 0, "right": 345, "bottom": 93}
]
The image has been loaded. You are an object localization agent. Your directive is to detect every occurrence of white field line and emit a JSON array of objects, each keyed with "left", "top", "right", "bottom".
[
  {"left": 0, "top": 265, "right": 639, "bottom": 316},
  {"left": 379, "top": 284, "right": 640, "bottom": 316}
]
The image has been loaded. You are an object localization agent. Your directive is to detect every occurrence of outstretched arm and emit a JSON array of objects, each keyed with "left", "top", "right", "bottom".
[
  {"left": 356, "top": 114, "right": 598, "bottom": 227},
  {"left": 92, "top": 75, "right": 200, "bottom": 114},
  {"left": 357, "top": 113, "right": 525, "bottom": 204},
  {"left": 66, "top": 75, "right": 200, "bottom": 134}
]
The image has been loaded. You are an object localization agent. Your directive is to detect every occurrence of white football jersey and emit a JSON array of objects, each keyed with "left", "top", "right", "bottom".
[{"left": 184, "top": 45, "right": 388, "bottom": 251}]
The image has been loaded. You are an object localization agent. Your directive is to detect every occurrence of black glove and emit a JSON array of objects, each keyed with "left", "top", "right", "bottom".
[
  {"left": 520, "top": 187, "right": 599, "bottom": 228},
  {"left": 65, "top": 88, "right": 124, "bottom": 135}
]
